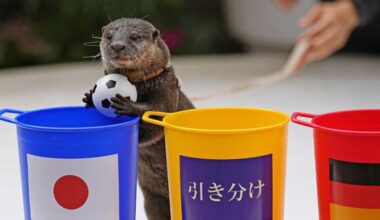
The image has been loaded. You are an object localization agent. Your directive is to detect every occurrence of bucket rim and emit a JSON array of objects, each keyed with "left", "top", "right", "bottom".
[
  {"left": 144, "top": 107, "right": 290, "bottom": 135},
  {"left": 293, "top": 109, "right": 380, "bottom": 136},
  {"left": 13, "top": 106, "right": 140, "bottom": 132}
]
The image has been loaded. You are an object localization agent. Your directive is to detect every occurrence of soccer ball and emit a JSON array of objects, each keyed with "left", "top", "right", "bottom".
[{"left": 92, "top": 74, "right": 137, "bottom": 118}]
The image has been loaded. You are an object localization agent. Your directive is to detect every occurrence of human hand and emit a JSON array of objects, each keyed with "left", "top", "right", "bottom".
[
  {"left": 274, "top": 0, "right": 298, "bottom": 10},
  {"left": 296, "top": 0, "right": 359, "bottom": 69}
]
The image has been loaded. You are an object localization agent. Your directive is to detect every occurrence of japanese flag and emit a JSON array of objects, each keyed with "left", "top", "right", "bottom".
[{"left": 27, "top": 154, "right": 119, "bottom": 220}]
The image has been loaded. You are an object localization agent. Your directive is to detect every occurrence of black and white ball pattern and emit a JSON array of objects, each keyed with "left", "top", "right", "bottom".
[{"left": 92, "top": 74, "right": 137, "bottom": 118}]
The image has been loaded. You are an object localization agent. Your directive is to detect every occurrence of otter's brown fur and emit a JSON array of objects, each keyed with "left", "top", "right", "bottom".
[{"left": 83, "top": 18, "right": 194, "bottom": 220}]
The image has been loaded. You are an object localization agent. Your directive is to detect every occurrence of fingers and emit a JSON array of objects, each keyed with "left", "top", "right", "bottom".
[
  {"left": 110, "top": 97, "right": 126, "bottom": 107},
  {"left": 116, "top": 94, "right": 131, "bottom": 101},
  {"left": 274, "top": 0, "right": 297, "bottom": 10},
  {"left": 83, "top": 90, "right": 93, "bottom": 102},
  {"left": 83, "top": 97, "right": 94, "bottom": 108},
  {"left": 111, "top": 94, "right": 129, "bottom": 105},
  {"left": 85, "top": 89, "right": 94, "bottom": 97},
  {"left": 83, "top": 89, "right": 95, "bottom": 108},
  {"left": 312, "top": 24, "right": 341, "bottom": 48},
  {"left": 111, "top": 97, "right": 124, "bottom": 105},
  {"left": 111, "top": 102, "right": 133, "bottom": 116},
  {"left": 299, "top": 5, "right": 323, "bottom": 27},
  {"left": 305, "top": 31, "right": 346, "bottom": 62},
  {"left": 110, "top": 96, "right": 129, "bottom": 111},
  {"left": 111, "top": 102, "right": 126, "bottom": 111},
  {"left": 111, "top": 94, "right": 133, "bottom": 111},
  {"left": 83, "top": 94, "right": 90, "bottom": 104},
  {"left": 299, "top": 12, "right": 332, "bottom": 41}
]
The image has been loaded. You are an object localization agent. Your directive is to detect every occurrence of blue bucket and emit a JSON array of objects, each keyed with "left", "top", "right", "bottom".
[{"left": 0, "top": 106, "right": 139, "bottom": 220}]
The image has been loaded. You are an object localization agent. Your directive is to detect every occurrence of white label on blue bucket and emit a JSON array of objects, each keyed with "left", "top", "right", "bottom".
[
  {"left": 180, "top": 155, "right": 272, "bottom": 220},
  {"left": 27, "top": 154, "right": 119, "bottom": 220}
]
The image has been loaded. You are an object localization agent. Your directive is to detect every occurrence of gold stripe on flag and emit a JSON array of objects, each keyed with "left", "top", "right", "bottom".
[{"left": 330, "top": 203, "right": 380, "bottom": 220}]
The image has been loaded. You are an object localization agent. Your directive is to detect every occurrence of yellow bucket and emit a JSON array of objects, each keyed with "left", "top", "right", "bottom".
[{"left": 142, "top": 107, "right": 289, "bottom": 220}]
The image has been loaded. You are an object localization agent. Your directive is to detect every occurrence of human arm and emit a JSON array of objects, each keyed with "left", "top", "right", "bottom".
[{"left": 351, "top": 0, "right": 380, "bottom": 27}]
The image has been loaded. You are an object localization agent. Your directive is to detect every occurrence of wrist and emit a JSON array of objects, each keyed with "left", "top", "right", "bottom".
[{"left": 339, "top": 0, "right": 360, "bottom": 29}]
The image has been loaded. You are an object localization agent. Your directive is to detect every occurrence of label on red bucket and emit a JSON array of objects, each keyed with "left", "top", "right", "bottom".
[
  {"left": 329, "top": 159, "right": 380, "bottom": 219},
  {"left": 180, "top": 154, "right": 272, "bottom": 220}
]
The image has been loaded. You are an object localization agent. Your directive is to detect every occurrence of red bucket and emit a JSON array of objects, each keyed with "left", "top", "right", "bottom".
[{"left": 292, "top": 110, "right": 380, "bottom": 220}]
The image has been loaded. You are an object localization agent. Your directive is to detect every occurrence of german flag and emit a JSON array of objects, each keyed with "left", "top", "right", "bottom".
[{"left": 330, "top": 159, "right": 380, "bottom": 220}]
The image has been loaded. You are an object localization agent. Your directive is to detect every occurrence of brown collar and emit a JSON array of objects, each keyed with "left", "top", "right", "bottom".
[
  {"left": 126, "top": 67, "right": 165, "bottom": 83},
  {"left": 114, "top": 60, "right": 172, "bottom": 83}
]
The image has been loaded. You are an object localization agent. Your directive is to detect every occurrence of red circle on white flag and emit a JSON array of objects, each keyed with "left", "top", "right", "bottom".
[{"left": 53, "top": 175, "right": 89, "bottom": 210}]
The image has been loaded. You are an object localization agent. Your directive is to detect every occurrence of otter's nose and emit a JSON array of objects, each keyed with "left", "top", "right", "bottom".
[{"left": 111, "top": 44, "right": 126, "bottom": 53}]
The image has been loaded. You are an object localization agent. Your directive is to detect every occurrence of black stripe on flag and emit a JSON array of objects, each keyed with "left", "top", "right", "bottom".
[{"left": 330, "top": 159, "right": 380, "bottom": 186}]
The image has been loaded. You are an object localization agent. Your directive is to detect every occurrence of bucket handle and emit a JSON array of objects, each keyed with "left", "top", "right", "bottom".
[
  {"left": 142, "top": 111, "right": 170, "bottom": 127},
  {"left": 291, "top": 112, "right": 319, "bottom": 128},
  {"left": 0, "top": 108, "right": 25, "bottom": 124}
]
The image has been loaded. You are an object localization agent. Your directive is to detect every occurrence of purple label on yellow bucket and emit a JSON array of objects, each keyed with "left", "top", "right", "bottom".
[{"left": 180, "top": 154, "right": 272, "bottom": 220}]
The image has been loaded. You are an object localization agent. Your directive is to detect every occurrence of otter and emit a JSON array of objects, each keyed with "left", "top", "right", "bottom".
[{"left": 83, "top": 18, "right": 194, "bottom": 220}]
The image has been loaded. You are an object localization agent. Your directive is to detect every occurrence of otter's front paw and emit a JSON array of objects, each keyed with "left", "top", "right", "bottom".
[
  {"left": 82, "top": 89, "right": 95, "bottom": 108},
  {"left": 111, "top": 94, "right": 134, "bottom": 115}
]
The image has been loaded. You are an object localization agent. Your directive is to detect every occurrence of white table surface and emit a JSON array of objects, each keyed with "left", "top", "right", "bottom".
[{"left": 0, "top": 52, "right": 379, "bottom": 220}]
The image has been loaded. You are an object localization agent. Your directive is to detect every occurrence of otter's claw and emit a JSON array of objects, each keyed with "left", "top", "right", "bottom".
[
  {"left": 111, "top": 94, "right": 133, "bottom": 115},
  {"left": 83, "top": 89, "right": 95, "bottom": 108}
]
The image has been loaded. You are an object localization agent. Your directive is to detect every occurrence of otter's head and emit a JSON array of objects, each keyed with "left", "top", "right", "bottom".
[{"left": 100, "top": 18, "right": 170, "bottom": 76}]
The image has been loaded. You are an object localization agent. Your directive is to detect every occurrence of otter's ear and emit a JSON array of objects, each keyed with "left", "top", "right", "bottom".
[
  {"left": 102, "top": 26, "right": 106, "bottom": 34},
  {"left": 152, "top": 30, "right": 160, "bottom": 40}
]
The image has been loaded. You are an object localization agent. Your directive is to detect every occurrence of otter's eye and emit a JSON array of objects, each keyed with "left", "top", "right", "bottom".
[
  {"left": 130, "top": 34, "right": 141, "bottom": 41},
  {"left": 106, "top": 33, "right": 113, "bottom": 40}
]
